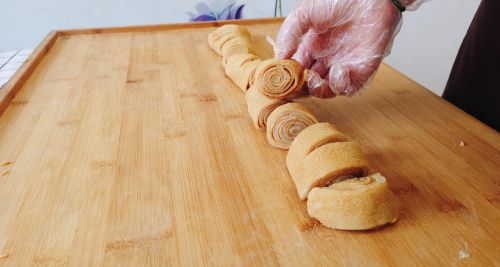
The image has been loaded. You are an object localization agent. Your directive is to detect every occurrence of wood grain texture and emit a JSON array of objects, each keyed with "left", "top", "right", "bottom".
[{"left": 0, "top": 20, "right": 499, "bottom": 266}]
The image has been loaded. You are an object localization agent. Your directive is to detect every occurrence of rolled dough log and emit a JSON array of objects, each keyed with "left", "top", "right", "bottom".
[
  {"left": 292, "top": 141, "right": 368, "bottom": 200},
  {"left": 246, "top": 85, "right": 289, "bottom": 131},
  {"left": 307, "top": 173, "right": 400, "bottom": 230},
  {"left": 266, "top": 103, "right": 319, "bottom": 149}
]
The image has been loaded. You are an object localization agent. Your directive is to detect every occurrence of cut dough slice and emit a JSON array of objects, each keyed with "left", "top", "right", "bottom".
[
  {"left": 221, "top": 38, "right": 252, "bottom": 61},
  {"left": 208, "top": 25, "right": 251, "bottom": 55},
  {"left": 224, "top": 54, "right": 261, "bottom": 92},
  {"left": 208, "top": 24, "right": 247, "bottom": 43},
  {"left": 266, "top": 103, "right": 319, "bottom": 149},
  {"left": 246, "top": 85, "right": 289, "bottom": 131},
  {"left": 212, "top": 24, "right": 250, "bottom": 40},
  {"left": 255, "top": 59, "right": 306, "bottom": 99},
  {"left": 307, "top": 173, "right": 400, "bottom": 230},
  {"left": 209, "top": 32, "right": 248, "bottom": 56},
  {"left": 222, "top": 53, "right": 257, "bottom": 70},
  {"left": 238, "top": 59, "right": 262, "bottom": 92},
  {"left": 286, "top": 123, "right": 350, "bottom": 177},
  {"left": 293, "top": 141, "right": 368, "bottom": 200}
]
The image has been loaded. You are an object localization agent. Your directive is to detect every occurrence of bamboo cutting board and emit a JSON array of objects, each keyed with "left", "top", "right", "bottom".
[{"left": 0, "top": 19, "right": 499, "bottom": 266}]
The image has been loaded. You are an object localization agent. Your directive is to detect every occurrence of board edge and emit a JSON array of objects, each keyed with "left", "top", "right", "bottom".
[
  {"left": 59, "top": 17, "right": 285, "bottom": 36},
  {"left": 0, "top": 31, "right": 61, "bottom": 116}
]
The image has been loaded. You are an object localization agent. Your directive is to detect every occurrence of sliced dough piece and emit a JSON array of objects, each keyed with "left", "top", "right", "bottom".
[
  {"left": 266, "top": 103, "right": 319, "bottom": 149},
  {"left": 222, "top": 53, "right": 257, "bottom": 70},
  {"left": 239, "top": 59, "right": 263, "bottom": 92},
  {"left": 208, "top": 24, "right": 251, "bottom": 48},
  {"left": 307, "top": 173, "right": 400, "bottom": 230},
  {"left": 255, "top": 59, "right": 306, "bottom": 99},
  {"left": 208, "top": 25, "right": 251, "bottom": 55},
  {"left": 210, "top": 32, "right": 248, "bottom": 55},
  {"left": 208, "top": 24, "right": 245, "bottom": 43},
  {"left": 221, "top": 38, "right": 252, "bottom": 61},
  {"left": 286, "top": 123, "right": 350, "bottom": 179},
  {"left": 210, "top": 24, "right": 251, "bottom": 41},
  {"left": 246, "top": 85, "right": 289, "bottom": 130},
  {"left": 293, "top": 141, "right": 368, "bottom": 200},
  {"left": 224, "top": 54, "right": 262, "bottom": 92}
]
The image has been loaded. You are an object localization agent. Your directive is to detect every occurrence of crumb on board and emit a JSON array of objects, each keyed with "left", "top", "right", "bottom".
[
  {"left": 300, "top": 219, "right": 323, "bottom": 232},
  {"left": 459, "top": 141, "right": 466, "bottom": 147},
  {"left": 0, "top": 161, "right": 11, "bottom": 167},
  {"left": 1, "top": 170, "right": 9, "bottom": 176},
  {"left": 0, "top": 254, "right": 9, "bottom": 259},
  {"left": 458, "top": 242, "right": 470, "bottom": 260}
]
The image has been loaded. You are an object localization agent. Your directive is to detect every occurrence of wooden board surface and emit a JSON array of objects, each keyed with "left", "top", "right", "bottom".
[{"left": 0, "top": 19, "right": 499, "bottom": 266}]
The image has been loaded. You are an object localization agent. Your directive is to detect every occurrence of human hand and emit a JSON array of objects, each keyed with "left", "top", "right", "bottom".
[{"left": 275, "top": 0, "right": 423, "bottom": 98}]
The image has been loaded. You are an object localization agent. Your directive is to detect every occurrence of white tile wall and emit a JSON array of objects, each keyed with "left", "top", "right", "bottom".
[{"left": 0, "top": 49, "right": 32, "bottom": 89}]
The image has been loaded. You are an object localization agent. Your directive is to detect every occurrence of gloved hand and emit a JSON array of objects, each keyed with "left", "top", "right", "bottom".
[{"left": 275, "top": 0, "right": 425, "bottom": 98}]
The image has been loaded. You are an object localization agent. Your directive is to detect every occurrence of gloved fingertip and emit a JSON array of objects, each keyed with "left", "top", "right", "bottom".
[
  {"left": 306, "top": 70, "right": 323, "bottom": 89},
  {"left": 310, "top": 61, "right": 329, "bottom": 78},
  {"left": 292, "top": 47, "right": 314, "bottom": 69},
  {"left": 328, "top": 67, "right": 351, "bottom": 96},
  {"left": 306, "top": 71, "right": 335, "bottom": 98}
]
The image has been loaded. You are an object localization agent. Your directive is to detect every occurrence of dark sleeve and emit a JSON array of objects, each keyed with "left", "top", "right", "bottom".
[{"left": 442, "top": 0, "right": 500, "bottom": 131}]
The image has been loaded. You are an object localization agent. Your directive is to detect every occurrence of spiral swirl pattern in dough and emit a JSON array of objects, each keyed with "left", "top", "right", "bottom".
[
  {"left": 224, "top": 54, "right": 262, "bottom": 92},
  {"left": 246, "top": 85, "right": 289, "bottom": 130},
  {"left": 307, "top": 173, "right": 400, "bottom": 230},
  {"left": 266, "top": 103, "right": 319, "bottom": 149},
  {"left": 255, "top": 59, "right": 306, "bottom": 99}
]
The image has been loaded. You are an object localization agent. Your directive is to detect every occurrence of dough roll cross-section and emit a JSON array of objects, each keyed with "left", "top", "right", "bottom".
[
  {"left": 255, "top": 59, "right": 307, "bottom": 99},
  {"left": 307, "top": 173, "right": 400, "bottom": 230},
  {"left": 207, "top": 25, "right": 319, "bottom": 138},
  {"left": 292, "top": 141, "right": 369, "bottom": 200},
  {"left": 246, "top": 85, "right": 289, "bottom": 131},
  {"left": 287, "top": 123, "right": 401, "bottom": 230},
  {"left": 266, "top": 103, "right": 319, "bottom": 150},
  {"left": 208, "top": 25, "right": 309, "bottom": 97}
]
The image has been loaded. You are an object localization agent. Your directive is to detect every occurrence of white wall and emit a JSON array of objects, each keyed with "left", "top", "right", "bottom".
[
  {"left": 385, "top": 0, "right": 480, "bottom": 94},
  {"left": 1, "top": 0, "right": 479, "bottom": 95}
]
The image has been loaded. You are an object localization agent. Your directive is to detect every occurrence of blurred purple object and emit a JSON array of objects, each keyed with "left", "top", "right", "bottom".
[{"left": 188, "top": 0, "right": 245, "bottom": 22}]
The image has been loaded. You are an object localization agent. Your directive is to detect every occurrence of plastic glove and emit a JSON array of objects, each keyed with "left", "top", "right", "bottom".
[{"left": 275, "top": 0, "right": 425, "bottom": 98}]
